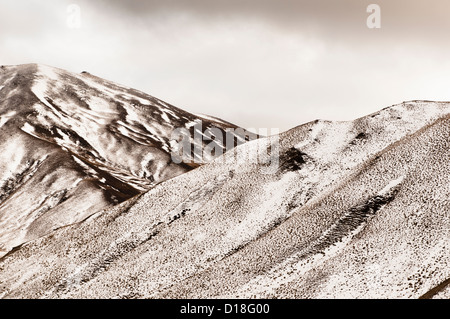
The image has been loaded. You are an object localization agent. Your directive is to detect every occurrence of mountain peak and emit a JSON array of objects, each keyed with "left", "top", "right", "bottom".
[
  {"left": 0, "top": 64, "right": 449, "bottom": 299},
  {"left": 0, "top": 64, "right": 252, "bottom": 257}
]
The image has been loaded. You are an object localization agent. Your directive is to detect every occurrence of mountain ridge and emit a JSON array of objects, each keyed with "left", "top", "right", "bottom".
[
  {"left": 0, "top": 73, "right": 448, "bottom": 298},
  {"left": 0, "top": 63, "right": 253, "bottom": 257}
]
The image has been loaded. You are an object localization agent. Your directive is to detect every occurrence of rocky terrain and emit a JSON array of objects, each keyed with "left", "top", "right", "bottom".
[
  {"left": 0, "top": 65, "right": 448, "bottom": 299},
  {"left": 0, "top": 64, "right": 252, "bottom": 258}
]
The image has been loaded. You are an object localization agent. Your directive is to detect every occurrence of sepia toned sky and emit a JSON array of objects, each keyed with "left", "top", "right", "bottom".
[{"left": 1, "top": 0, "right": 450, "bottom": 131}]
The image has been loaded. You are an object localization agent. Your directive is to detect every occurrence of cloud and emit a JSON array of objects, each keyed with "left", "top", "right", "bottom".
[
  {"left": 92, "top": 0, "right": 450, "bottom": 39},
  {"left": 1, "top": 0, "right": 450, "bottom": 131}
]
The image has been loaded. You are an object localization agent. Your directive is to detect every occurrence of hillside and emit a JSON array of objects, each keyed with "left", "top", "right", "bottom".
[
  {"left": 0, "top": 98, "right": 448, "bottom": 299},
  {"left": 0, "top": 64, "right": 251, "bottom": 258}
]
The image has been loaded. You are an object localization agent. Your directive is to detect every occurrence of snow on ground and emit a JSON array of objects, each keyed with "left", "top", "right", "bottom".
[
  {"left": 0, "top": 64, "right": 249, "bottom": 259},
  {"left": 0, "top": 64, "right": 449, "bottom": 299},
  {"left": 0, "top": 110, "right": 16, "bottom": 128},
  {"left": 194, "top": 113, "right": 230, "bottom": 125},
  {"left": 230, "top": 175, "right": 407, "bottom": 298},
  {"left": 379, "top": 175, "right": 405, "bottom": 195}
]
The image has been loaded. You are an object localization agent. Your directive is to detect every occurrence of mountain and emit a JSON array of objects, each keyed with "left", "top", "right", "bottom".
[
  {"left": 0, "top": 64, "right": 253, "bottom": 258},
  {"left": 0, "top": 95, "right": 448, "bottom": 298}
]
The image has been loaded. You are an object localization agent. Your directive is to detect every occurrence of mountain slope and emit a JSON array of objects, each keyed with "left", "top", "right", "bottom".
[
  {"left": 0, "top": 100, "right": 448, "bottom": 298},
  {"left": 0, "top": 64, "right": 251, "bottom": 257}
]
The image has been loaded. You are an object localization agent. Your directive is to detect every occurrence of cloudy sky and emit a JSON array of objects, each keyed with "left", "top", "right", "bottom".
[{"left": 1, "top": 0, "right": 450, "bottom": 131}]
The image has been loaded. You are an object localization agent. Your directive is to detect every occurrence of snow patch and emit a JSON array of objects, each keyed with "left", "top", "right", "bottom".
[
  {"left": 0, "top": 110, "right": 16, "bottom": 128},
  {"left": 119, "top": 92, "right": 152, "bottom": 106},
  {"left": 160, "top": 111, "right": 171, "bottom": 123},
  {"left": 185, "top": 120, "right": 200, "bottom": 128},
  {"left": 71, "top": 178, "right": 84, "bottom": 188},
  {"left": 231, "top": 208, "right": 373, "bottom": 298},
  {"left": 21, "top": 122, "right": 36, "bottom": 135},
  {"left": 31, "top": 79, "right": 53, "bottom": 109},
  {"left": 295, "top": 120, "right": 325, "bottom": 149},
  {"left": 124, "top": 107, "right": 141, "bottom": 123},
  {"left": 379, "top": 176, "right": 405, "bottom": 195},
  {"left": 160, "top": 106, "right": 180, "bottom": 119},
  {"left": 223, "top": 172, "right": 298, "bottom": 249},
  {"left": 117, "top": 125, "right": 131, "bottom": 138},
  {"left": 195, "top": 113, "right": 228, "bottom": 125},
  {"left": 36, "top": 64, "right": 60, "bottom": 80}
]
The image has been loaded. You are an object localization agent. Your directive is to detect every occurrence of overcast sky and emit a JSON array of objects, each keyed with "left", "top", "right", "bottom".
[{"left": 1, "top": 0, "right": 450, "bottom": 131}]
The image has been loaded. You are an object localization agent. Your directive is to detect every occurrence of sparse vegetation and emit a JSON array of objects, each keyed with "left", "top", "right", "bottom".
[{"left": 0, "top": 65, "right": 448, "bottom": 299}]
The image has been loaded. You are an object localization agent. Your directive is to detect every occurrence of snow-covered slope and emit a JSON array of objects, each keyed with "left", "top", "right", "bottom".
[
  {"left": 0, "top": 100, "right": 448, "bottom": 298},
  {"left": 0, "top": 64, "right": 251, "bottom": 257}
]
